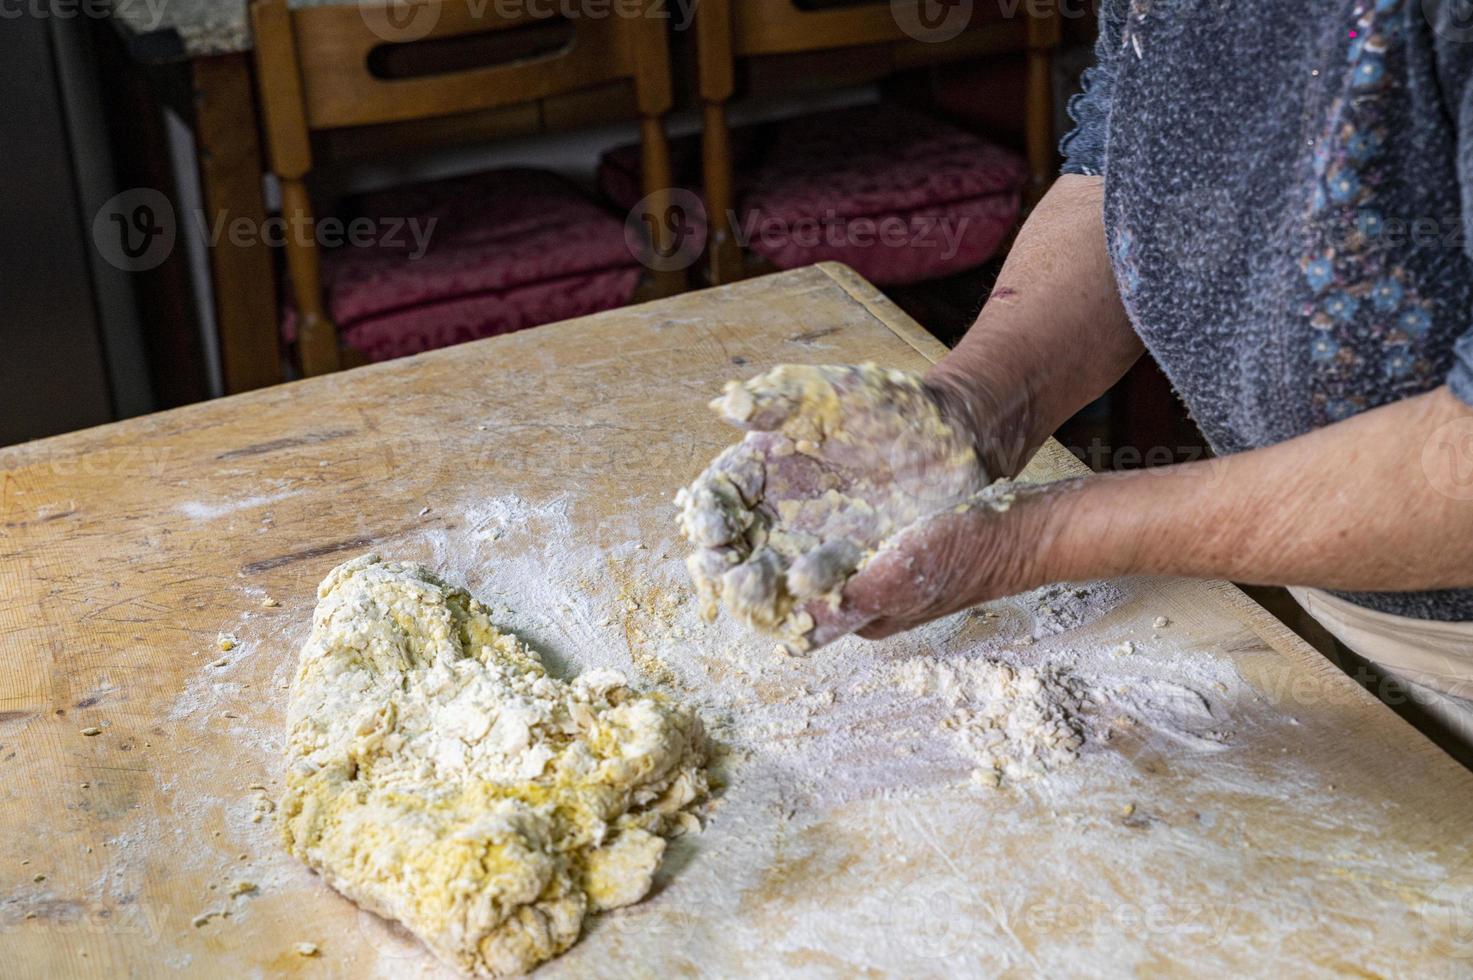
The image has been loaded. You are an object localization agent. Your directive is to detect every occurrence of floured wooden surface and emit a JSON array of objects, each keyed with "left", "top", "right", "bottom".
[{"left": 2, "top": 264, "right": 1471, "bottom": 977}]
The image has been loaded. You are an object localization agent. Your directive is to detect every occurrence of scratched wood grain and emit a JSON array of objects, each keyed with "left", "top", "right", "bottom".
[{"left": 2, "top": 264, "right": 1471, "bottom": 978}]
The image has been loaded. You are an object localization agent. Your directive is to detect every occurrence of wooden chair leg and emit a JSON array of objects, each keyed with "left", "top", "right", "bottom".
[
  {"left": 702, "top": 100, "right": 744, "bottom": 285},
  {"left": 1024, "top": 11, "right": 1060, "bottom": 208},
  {"left": 639, "top": 113, "right": 688, "bottom": 298},
  {"left": 279, "top": 178, "right": 341, "bottom": 376}
]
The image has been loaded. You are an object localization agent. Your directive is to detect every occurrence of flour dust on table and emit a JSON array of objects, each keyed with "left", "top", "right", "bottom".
[{"left": 279, "top": 555, "right": 710, "bottom": 977}]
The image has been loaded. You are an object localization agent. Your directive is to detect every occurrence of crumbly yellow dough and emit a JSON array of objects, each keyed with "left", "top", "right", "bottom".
[{"left": 280, "top": 555, "right": 708, "bottom": 977}]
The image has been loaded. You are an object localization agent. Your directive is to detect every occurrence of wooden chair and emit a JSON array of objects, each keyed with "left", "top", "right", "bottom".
[
  {"left": 250, "top": 0, "right": 680, "bottom": 376},
  {"left": 695, "top": 0, "right": 1061, "bottom": 284}
]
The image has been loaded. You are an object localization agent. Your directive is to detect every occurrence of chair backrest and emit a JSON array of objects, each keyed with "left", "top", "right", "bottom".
[
  {"left": 253, "top": 0, "right": 674, "bottom": 173},
  {"left": 707, "top": 0, "right": 1053, "bottom": 71},
  {"left": 693, "top": 0, "right": 1060, "bottom": 284},
  {"left": 249, "top": 0, "right": 680, "bottom": 376},
  {"left": 733, "top": 0, "right": 956, "bottom": 55}
]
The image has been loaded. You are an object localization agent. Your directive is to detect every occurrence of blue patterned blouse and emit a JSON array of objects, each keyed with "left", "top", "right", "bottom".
[{"left": 1061, "top": 0, "right": 1473, "bottom": 620}]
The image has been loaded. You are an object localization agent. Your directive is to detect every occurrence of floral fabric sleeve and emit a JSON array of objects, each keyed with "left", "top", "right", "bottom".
[
  {"left": 1059, "top": 0, "right": 1131, "bottom": 178},
  {"left": 1429, "top": 1, "right": 1473, "bottom": 404}
]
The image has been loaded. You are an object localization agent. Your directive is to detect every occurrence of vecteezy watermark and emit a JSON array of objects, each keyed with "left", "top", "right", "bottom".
[
  {"left": 1422, "top": 414, "right": 1473, "bottom": 502},
  {"left": 1148, "top": 185, "right": 1245, "bottom": 278},
  {"left": 887, "top": 871, "right": 982, "bottom": 959},
  {"left": 621, "top": 195, "right": 973, "bottom": 273},
  {"left": 623, "top": 187, "right": 708, "bottom": 273},
  {"left": 92, "top": 189, "right": 176, "bottom": 273},
  {"left": 1417, "top": 860, "right": 1473, "bottom": 960},
  {"left": 1066, "top": 439, "right": 1212, "bottom": 472},
  {"left": 1423, "top": 0, "right": 1473, "bottom": 44},
  {"left": 192, "top": 210, "right": 438, "bottom": 259},
  {"left": 357, "top": 0, "right": 699, "bottom": 44},
  {"left": 0, "top": 0, "right": 169, "bottom": 29},
  {"left": 891, "top": 0, "right": 1097, "bottom": 43},
  {"left": 356, "top": 906, "right": 427, "bottom": 962},
  {"left": 358, "top": 0, "right": 442, "bottom": 42},
  {"left": 892, "top": 0, "right": 975, "bottom": 43},
  {"left": 731, "top": 210, "right": 973, "bottom": 261},
  {"left": 90, "top": 189, "right": 439, "bottom": 272},
  {"left": 1018, "top": 895, "right": 1236, "bottom": 946},
  {"left": 2, "top": 897, "right": 170, "bottom": 944}
]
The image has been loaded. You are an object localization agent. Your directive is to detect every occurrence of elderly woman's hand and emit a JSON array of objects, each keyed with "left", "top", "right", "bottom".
[
  {"left": 819, "top": 484, "right": 1052, "bottom": 642},
  {"left": 676, "top": 362, "right": 1029, "bottom": 650}
]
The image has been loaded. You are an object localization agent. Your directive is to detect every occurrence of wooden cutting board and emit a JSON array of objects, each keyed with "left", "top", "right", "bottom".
[{"left": 3, "top": 264, "right": 1471, "bottom": 977}]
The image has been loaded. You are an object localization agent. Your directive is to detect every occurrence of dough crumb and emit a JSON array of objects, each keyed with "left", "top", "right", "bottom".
[
  {"left": 79, "top": 727, "right": 101, "bottom": 737},
  {"left": 1152, "top": 616, "right": 1171, "bottom": 629},
  {"left": 217, "top": 633, "right": 238, "bottom": 651},
  {"left": 294, "top": 942, "right": 319, "bottom": 957}
]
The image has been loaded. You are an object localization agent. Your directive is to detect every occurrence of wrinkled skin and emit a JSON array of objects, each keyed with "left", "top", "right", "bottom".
[
  {"left": 676, "top": 363, "right": 1004, "bottom": 649},
  {"left": 833, "top": 484, "right": 1049, "bottom": 641}
]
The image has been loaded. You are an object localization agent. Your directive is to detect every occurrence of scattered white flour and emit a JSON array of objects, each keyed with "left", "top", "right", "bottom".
[
  {"left": 899, "top": 658, "right": 1091, "bottom": 786},
  {"left": 143, "top": 489, "right": 1271, "bottom": 977},
  {"left": 178, "top": 489, "right": 305, "bottom": 521}
]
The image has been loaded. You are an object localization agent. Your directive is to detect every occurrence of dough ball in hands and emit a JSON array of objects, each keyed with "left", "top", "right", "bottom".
[{"left": 675, "top": 363, "right": 989, "bottom": 650}]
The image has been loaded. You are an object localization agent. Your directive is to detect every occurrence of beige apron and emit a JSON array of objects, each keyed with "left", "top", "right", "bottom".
[{"left": 1290, "top": 587, "right": 1473, "bottom": 750}]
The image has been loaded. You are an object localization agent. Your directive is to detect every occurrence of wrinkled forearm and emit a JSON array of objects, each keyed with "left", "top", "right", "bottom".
[
  {"left": 926, "top": 174, "right": 1142, "bottom": 478},
  {"left": 1030, "top": 387, "right": 1473, "bottom": 593}
]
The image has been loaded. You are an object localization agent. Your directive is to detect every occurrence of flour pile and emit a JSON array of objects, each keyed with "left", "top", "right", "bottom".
[
  {"left": 900, "top": 657, "right": 1093, "bottom": 786},
  {"left": 279, "top": 555, "right": 709, "bottom": 977}
]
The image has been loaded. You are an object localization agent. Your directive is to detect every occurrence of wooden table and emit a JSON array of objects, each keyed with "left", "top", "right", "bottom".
[{"left": 4, "top": 265, "right": 1471, "bottom": 977}]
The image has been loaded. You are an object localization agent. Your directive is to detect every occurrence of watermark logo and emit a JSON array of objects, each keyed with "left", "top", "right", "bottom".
[
  {"left": 356, "top": 906, "right": 426, "bottom": 962},
  {"left": 92, "top": 188, "right": 175, "bottom": 273},
  {"left": 359, "top": 0, "right": 441, "bottom": 42},
  {"left": 90, "top": 188, "right": 438, "bottom": 271},
  {"left": 0, "top": 0, "right": 169, "bottom": 31},
  {"left": 624, "top": 187, "right": 707, "bottom": 273},
  {"left": 734, "top": 210, "right": 972, "bottom": 262},
  {"left": 1149, "top": 185, "right": 1241, "bottom": 278},
  {"left": 893, "top": 0, "right": 975, "bottom": 43},
  {"left": 359, "top": 0, "right": 700, "bottom": 40},
  {"left": 1424, "top": 0, "right": 1473, "bottom": 43},
  {"left": 1421, "top": 414, "right": 1473, "bottom": 501},
  {"left": 888, "top": 871, "right": 980, "bottom": 958},
  {"left": 1412, "top": 855, "right": 1473, "bottom": 960}
]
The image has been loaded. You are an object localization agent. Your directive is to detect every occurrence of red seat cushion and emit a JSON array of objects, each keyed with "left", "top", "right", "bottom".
[
  {"left": 596, "top": 127, "right": 766, "bottom": 213},
  {"left": 595, "top": 105, "right": 1024, "bottom": 286},
  {"left": 283, "top": 168, "right": 640, "bottom": 363},
  {"left": 741, "top": 104, "right": 1025, "bottom": 286},
  {"left": 597, "top": 132, "right": 702, "bottom": 214}
]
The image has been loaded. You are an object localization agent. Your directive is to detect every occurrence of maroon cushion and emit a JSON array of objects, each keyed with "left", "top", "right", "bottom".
[
  {"left": 597, "top": 133, "right": 702, "bottom": 213},
  {"left": 596, "top": 126, "right": 765, "bottom": 212},
  {"left": 741, "top": 104, "right": 1025, "bottom": 285},
  {"left": 328, "top": 268, "right": 640, "bottom": 363},
  {"left": 283, "top": 168, "right": 639, "bottom": 362}
]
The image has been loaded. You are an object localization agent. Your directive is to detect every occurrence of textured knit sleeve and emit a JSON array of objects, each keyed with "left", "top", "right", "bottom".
[
  {"left": 1430, "top": 2, "right": 1473, "bottom": 403},
  {"left": 1058, "top": 1, "right": 1130, "bottom": 178}
]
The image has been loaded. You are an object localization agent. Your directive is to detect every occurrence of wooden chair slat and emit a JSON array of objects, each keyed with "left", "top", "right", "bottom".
[{"left": 250, "top": 0, "right": 682, "bottom": 377}]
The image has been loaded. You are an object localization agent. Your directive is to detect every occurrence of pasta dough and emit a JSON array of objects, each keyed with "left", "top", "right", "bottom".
[
  {"left": 280, "top": 555, "right": 708, "bottom": 977},
  {"left": 676, "top": 363, "right": 987, "bottom": 649}
]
